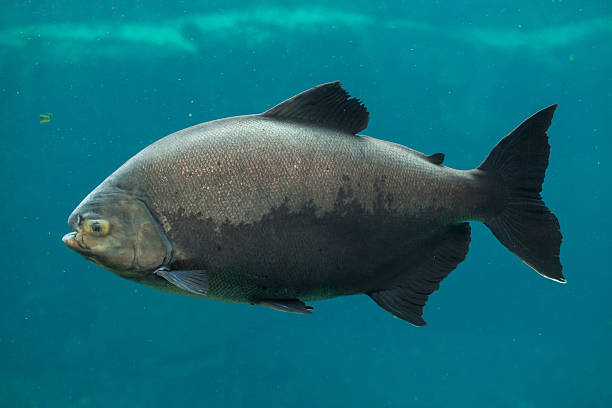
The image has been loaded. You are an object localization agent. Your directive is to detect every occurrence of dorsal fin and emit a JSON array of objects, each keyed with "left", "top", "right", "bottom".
[
  {"left": 261, "top": 81, "right": 369, "bottom": 135},
  {"left": 426, "top": 153, "right": 445, "bottom": 165}
]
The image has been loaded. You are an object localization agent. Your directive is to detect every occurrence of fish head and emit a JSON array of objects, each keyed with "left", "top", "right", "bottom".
[{"left": 63, "top": 187, "right": 171, "bottom": 278}]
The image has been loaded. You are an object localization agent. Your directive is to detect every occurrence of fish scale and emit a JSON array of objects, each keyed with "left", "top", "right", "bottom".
[{"left": 120, "top": 116, "right": 477, "bottom": 226}]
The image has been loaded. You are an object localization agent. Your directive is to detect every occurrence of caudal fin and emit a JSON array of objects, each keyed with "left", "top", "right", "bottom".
[{"left": 478, "top": 105, "right": 564, "bottom": 282}]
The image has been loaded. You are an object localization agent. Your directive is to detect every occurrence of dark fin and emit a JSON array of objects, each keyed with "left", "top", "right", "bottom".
[
  {"left": 261, "top": 81, "right": 369, "bottom": 135},
  {"left": 154, "top": 267, "right": 209, "bottom": 296},
  {"left": 368, "top": 223, "right": 471, "bottom": 326},
  {"left": 256, "top": 299, "right": 314, "bottom": 314},
  {"left": 478, "top": 105, "right": 564, "bottom": 282},
  {"left": 426, "top": 153, "right": 445, "bottom": 165}
]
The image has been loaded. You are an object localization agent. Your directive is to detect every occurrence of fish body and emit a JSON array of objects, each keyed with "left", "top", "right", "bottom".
[
  {"left": 63, "top": 82, "right": 563, "bottom": 325},
  {"left": 110, "top": 115, "right": 492, "bottom": 300}
]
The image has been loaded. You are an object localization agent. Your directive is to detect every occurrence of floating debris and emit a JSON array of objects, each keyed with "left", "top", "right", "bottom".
[{"left": 40, "top": 113, "right": 52, "bottom": 123}]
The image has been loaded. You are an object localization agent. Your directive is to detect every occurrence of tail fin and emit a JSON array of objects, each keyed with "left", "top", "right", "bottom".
[{"left": 479, "top": 105, "right": 564, "bottom": 282}]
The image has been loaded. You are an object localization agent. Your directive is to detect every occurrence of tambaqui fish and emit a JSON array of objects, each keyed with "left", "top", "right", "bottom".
[{"left": 62, "top": 82, "right": 563, "bottom": 325}]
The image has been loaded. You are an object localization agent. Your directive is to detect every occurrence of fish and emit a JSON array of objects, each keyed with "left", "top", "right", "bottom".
[
  {"left": 40, "top": 113, "right": 52, "bottom": 123},
  {"left": 62, "top": 82, "right": 563, "bottom": 325}
]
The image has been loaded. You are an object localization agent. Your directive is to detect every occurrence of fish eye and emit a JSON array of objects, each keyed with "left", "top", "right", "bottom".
[{"left": 85, "top": 219, "right": 110, "bottom": 236}]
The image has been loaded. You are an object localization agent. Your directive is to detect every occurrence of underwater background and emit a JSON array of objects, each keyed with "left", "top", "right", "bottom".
[{"left": 2, "top": 1, "right": 611, "bottom": 407}]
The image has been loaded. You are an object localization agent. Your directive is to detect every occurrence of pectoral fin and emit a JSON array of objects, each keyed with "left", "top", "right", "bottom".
[
  {"left": 154, "top": 267, "right": 208, "bottom": 296},
  {"left": 256, "top": 299, "right": 314, "bottom": 314}
]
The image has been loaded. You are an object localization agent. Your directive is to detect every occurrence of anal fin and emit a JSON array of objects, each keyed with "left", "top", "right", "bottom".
[
  {"left": 256, "top": 299, "right": 314, "bottom": 314},
  {"left": 368, "top": 223, "right": 471, "bottom": 326}
]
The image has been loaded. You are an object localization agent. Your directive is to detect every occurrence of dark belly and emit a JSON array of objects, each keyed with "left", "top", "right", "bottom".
[{"left": 164, "top": 195, "right": 448, "bottom": 302}]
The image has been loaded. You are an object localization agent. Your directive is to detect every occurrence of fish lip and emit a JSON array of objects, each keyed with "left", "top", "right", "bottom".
[{"left": 62, "top": 231, "right": 90, "bottom": 252}]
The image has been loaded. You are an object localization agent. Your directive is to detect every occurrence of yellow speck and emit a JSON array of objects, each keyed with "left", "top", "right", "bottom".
[{"left": 39, "top": 113, "right": 52, "bottom": 123}]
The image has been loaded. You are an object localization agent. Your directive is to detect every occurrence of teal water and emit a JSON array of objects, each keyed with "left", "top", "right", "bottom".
[{"left": 2, "top": 1, "right": 611, "bottom": 407}]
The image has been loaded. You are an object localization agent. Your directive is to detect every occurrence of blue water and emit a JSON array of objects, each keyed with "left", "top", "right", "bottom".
[{"left": 2, "top": 1, "right": 611, "bottom": 407}]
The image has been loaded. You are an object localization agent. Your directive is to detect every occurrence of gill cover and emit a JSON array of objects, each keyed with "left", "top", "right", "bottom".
[{"left": 67, "top": 190, "right": 172, "bottom": 276}]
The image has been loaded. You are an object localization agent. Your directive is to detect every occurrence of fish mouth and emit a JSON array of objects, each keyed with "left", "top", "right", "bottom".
[{"left": 62, "top": 231, "right": 90, "bottom": 253}]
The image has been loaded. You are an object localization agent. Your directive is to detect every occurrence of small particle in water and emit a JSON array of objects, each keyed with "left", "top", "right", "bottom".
[
  {"left": 39, "top": 113, "right": 52, "bottom": 123},
  {"left": 188, "top": 113, "right": 193, "bottom": 117},
  {"left": 568, "top": 54, "right": 575, "bottom": 62}
]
